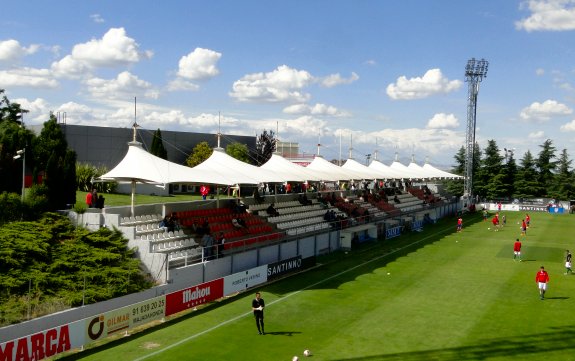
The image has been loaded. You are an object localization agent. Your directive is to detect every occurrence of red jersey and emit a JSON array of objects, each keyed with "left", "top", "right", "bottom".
[
  {"left": 522, "top": 220, "right": 527, "bottom": 229},
  {"left": 526, "top": 214, "right": 531, "bottom": 223},
  {"left": 457, "top": 218, "right": 462, "bottom": 226},
  {"left": 491, "top": 217, "right": 498, "bottom": 226},
  {"left": 535, "top": 270, "right": 549, "bottom": 283},
  {"left": 514, "top": 241, "right": 522, "bottom": 252}
]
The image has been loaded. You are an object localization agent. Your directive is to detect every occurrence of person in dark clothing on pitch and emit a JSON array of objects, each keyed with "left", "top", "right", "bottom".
[{"left": 252, "top": 291, "right": 265, "bottom": 335}]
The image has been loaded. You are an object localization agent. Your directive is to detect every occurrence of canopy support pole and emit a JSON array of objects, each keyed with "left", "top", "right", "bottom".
[{"left": 131, "top": 180, "right": 135, "bottom": 217}]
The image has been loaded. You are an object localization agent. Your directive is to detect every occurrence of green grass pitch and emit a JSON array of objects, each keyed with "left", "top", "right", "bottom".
[{"left": 61, "top": 211, "right": 575, "bottom": 361}]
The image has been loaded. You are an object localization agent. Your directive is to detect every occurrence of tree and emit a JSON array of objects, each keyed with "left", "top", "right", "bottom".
[
  {"left": 150, "top": 128, "right": 168, "bottom": 160},
  {"left": 444, "top": 146, "right": 465, "bottom": 196},
  {"left": 32, "top": 114, "right": 77, "bottom": 210},
  {"left": 549, "top": 149, "right": 573, "bottom": 200},
  {"left": 0, "top": 91, "right": 33, "bottom": 194},
  {"left": 502, "top": 150, "right": 517, "bottom": 199},
  {"left": 0, "top": 89, "right": 28, "bottom": 125},
  {"left": 514, "top": 151, "right": 539, "bottom": 199},
  {"left": 254, "top": 130, "right": 276, "bottom": 166},
  {"left": 475, "top": 140, "right": 503, "bottom": 199},
  {"left": 535, "top": 139, "right": 557, "bottom": 197},
  {"left": 226, "top": 142, "right": 250, "bottom": 163},
  {"left": 185, "top": 141, "right": 213, "bottom": 167}
]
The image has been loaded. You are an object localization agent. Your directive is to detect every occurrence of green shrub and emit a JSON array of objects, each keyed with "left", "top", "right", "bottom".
[
  {"left": 0, "top": 192, "right": 22, "bottom": 225},
  {"left": 23, "top": 184, "right": 50, "bottom": 220},
  {"left": 76, "top": 163, "right": 118, "bottom": 193}
]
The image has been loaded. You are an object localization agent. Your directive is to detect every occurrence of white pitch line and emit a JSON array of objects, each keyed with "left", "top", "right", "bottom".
[{"left": 133, "top": 223, "right": 453, "bottom": 361}]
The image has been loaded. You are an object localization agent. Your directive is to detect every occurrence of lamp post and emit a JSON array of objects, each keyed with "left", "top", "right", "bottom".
[{"left": 13, "top": 148, "right": 25, "bottom": 203}]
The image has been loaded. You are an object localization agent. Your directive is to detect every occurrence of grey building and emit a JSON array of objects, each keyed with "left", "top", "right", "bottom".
[{"left": 30, "top": 123, "right": 257, "bottom": 169}]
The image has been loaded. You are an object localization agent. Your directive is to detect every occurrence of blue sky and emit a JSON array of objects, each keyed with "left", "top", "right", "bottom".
[{"left": 2, "top": 1, "right": 575, "bottom": 168}]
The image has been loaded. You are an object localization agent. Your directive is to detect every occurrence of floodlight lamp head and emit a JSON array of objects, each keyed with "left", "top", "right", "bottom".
[
  {"left": 13, "top": 154, "right": 21, "bottom": 160},
  {"left": 16, "top": 149, "right": 24, "bottom": 155}
]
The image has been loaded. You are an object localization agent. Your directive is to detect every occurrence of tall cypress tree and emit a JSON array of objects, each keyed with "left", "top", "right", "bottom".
[
  {"left": 535, "top": 139, "right": 557, "bottom": 197},
  {"left": 32, "top": 114, "right": 76, "bottom": 210},
  {"left": 150, "top": 128, "right": 168, "bottom": 160},
  {"left": 514, "top": 151, "right": 539, "bottom": 199}
]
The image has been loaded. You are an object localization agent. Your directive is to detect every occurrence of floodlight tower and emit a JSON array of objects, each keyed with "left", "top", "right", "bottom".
[{"left": 463, "top": 58, "right": 488, "bottom": 202}]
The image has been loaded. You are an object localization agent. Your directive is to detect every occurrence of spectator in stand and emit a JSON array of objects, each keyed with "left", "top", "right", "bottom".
[
  {"left": 200, "top": 185, "right": 209, "bottom": 200},
  {"left": 266, "top": 203, "right": 280, "bottom": 217},
  {"left": 217, "top": 232, "right": 226, "bottom": 258},
  {"left": 298, "top": 193, "right": 312, "bottom": 206},
  {"left": 85, "top": 190, "right": 93, "bottom": 208},
  {"left": 159, "top": 216, "right": 169, "bottom": 230},
  {"left": 393, "top": 195, "right": 400, "bottom": 204},
  {"left": 200, "top": 218, "right": 210, "bottom": 235},
  {"left": 201, "top": 232, "right": 215, "bottom": 260},
  {"left": 232, "top": 217, "right": 248, "bottom": 233},
  {"left": 317, "top": 193, "right": 328, "bottom": 208},
  {"left": 253, "top": 187, "right": 265, "bottom": 204},
  {"left": 285, "top": 182, "right": 292, "bottom": 193},
  {"left": 91, "top": 189, "right": 98, "bottom": 208},
  {"left": 96, "top": 195, "right": 105, "bottom": 209}
]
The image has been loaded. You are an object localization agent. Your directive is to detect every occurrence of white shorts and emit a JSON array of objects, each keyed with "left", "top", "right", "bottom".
[
  {"left": 566, "top": 261, "right": 572, "bottom": 268},
  {"left": 514, "top": 251, "right": 521, "bottom": 255},
  {"left": 538, "top": 282, "right": 547, "bottom": 290}
]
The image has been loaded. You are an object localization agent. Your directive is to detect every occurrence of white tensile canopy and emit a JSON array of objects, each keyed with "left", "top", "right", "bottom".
[
  {"left": 422, "top": 162, "right": 463, "bottom": 179},
  {"left": 99, "top": 138, "right": 460, "bottom": 216},
  {"left": 341, "top": 158, "right": 383, "bottom": 180},
  {"left": 306, "top": 155, "right": 365, "bottom": 181},
  {"left": 99, "top": 141, "right": 225, "bottom": 215},
  {"left": 406, "top": 161, "right": 437, "bottom": 179},
  {"left": 260, "top": 153, "right": 328, "bottom": 182},
  {"left": 99, "top": 141, "right": 215, "bottom": 185},
  {"left": 368, "top": 159, "right": 411, "bottom": 179},
  {"left": 389, "top": 160, "right": 426, "bottom": 179},
  {"left": 192, "top": 147, "right": 281, "bottom": 184}
]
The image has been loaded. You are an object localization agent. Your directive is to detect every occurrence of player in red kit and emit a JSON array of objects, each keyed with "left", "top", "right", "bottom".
[
  {"left": 535, "top": 266, "right": 549, "bottom": 300},
  {"left": 525, "top": 213, "right": 531, "bottom": 228},
  {"left": 513, "top": 239, "right": 522, "bottom": 261},
  {"left": 457, "top": 217, "right": 463, "bottom": 232},
  {"left": 521, "top": 219, "right": 527, "bottom": 235},
  {"left": 491, "top": 215, "right": 499, "bottom": 231}
]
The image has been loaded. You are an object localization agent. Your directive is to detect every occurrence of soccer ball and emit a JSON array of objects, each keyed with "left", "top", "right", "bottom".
[
  {"left": 488, "top": 227, "right": 490, "bottom": 230},
  {"left": 303, "top": 349, "right": 311, "bottom": 357},
  {"left": 292, "top": 357, "right": 299, "bottom": 361}
]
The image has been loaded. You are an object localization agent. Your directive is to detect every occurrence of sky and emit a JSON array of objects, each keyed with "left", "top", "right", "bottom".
[{"left": 2, "top": 0, "right": 575, "bottom": 169}]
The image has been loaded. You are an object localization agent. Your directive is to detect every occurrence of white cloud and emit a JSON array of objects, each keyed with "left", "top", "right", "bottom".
[
  {"left": 84, "top": 71, "right": 159, "bottom": 99},
  {"left": 176, "top": 48, "right": 221, "bottom": 80},
  {"left": 528, "top": 130, "right": 545, "bottom": 138},
  {"left": 364, "top": 60, "right": 377, "bottom": 66},
  {"left": 516, "top": 0, "right": 575, "bottom": 32},
  {"left": 520, "top": 99, "right": 572, "bottom": 121},
  {"left": 51, "top": 55, "right": 91, "bottom": 79},
  {"left": 319, "top": 72, "right": 359, "bottom": 88},
  {"left": 535, "top": 68, "right": 545, "bottom": 75},
  {"left": 386, "top": 68, "right": 462, "bottom": 100},
  {"left": 90, "top": 14, "right": 105, "bottom": 23},
  {"left": 0, "top": 68, "right": 58, "bottom": 88},
  {"left": 560, "top": 119, "right": 575, "bottom": 131},
  {"left": 229, "top": 65, "right": 313, "bottom": 103},
  {"left": 283, "top": 103, "right": 350, "bottom": 117},
  {"left": 166, "top": 78, "right": 200, "bottom": 92},
  {"left": 51, "top": 28, "right": 153, "bottom": 78},
  {"left": 426, "top": 113, "right": 459, "bottom": 129},
  {"left": 0, "top": 39, "right": 39, "bottom": 62}
]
